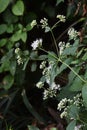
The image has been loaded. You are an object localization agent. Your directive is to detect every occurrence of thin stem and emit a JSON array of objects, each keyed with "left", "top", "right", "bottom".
[
  {"left": 59, "top": 58, "right": 87, "bottom": 83},
  {"left": 51, "top": 20, "right": 60, "bottom": 30},
  {"left": 50, "top": 29, "right": 59, "bottom": 56},
  {"left": 56, "top": 17, "right": 85, "bottom": 42},
  {"left": 39, "top": 47, "right": 87, "bottom": 84}
]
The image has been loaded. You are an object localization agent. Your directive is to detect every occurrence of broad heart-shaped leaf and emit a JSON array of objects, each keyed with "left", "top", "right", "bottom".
[
  {"left": 28, "top": 125, "right": 40, "bottom": 130},
  {"left": 82, "top": 84, "right": 87, "bottom": 107},
  {"left": 56, "top": 0, "right": 64, "bottom": 5},
  {"left": 0, "top": 0, "right": 10, "bottom": 13},
  {"left": 12, "top": 0, "right": 24, "bottom": 16},
  {"left": 0, "top": 24, "right": 7, "bottom": 34},
  {"left": 2, "top": 75, "right": 14, "bottom": 90},
  {"left": 69, "top": 76, "right": 83, "bottom": 91},
  {"left": 66, "top": 120, "right": 76, "bottom": 130}
]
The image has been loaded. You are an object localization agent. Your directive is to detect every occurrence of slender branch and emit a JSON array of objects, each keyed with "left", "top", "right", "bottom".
[
  {"left": 39, "top": 47, "right": 87, "bottom": 84},
  {"left": 50, "top": 29, "right": 59, "bottom": 56},
  {"left": 56, "top": 17, "right": 85, "bottom": 42}
]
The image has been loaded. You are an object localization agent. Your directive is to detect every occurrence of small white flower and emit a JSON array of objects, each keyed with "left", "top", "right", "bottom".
[
  {"left": 15, "top": 48, "right": 20, "bottom": 54},
  {"left": 40, "top": 61, "right": 46, "bottom": 69},
  {"left": 40, "top": 18, "right": 48, "bottom": 29},
  {"left": 31, "top": 20, "right": 37, "bottom": 28},
  {"left": 56, "top": 15, "right": 66, "bottom": 22},
  {"left": 68, "top": 27, "right": 78, "bottom": 40},
  {"left": 60, "top": 111, "right": 67, "bottom": 118},
  {"left": 36, "top": 81, "right": 44, "bottom": 88},
  {"left": 31, "top": 38, "right": 42, "bottom": 50}
]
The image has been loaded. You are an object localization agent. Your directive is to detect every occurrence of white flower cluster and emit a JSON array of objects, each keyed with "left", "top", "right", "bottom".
[
  {"left": 58, "top": 41, "right": 65, "bottom": 55},
  {"left": 57, "top": 93, "right": 83, "bottom": 118},
  {"left": 58, "top": 41, "right": 70, "bottom": 55},
  {"left": 42, "top": 61, "right": 55, "bottom": 84},
  {"left": 40, "top": 61, "right": 46, "bottom": 69},
  {"left": 40, "top": 18, "right": 50, "bottom": 32},
  {"left": 43, "top": 82, "right": 60, "bottom": 100},
  {"left": 31, "top": 20, "right": 37, "bottom": 28},
  {"left": 36, "top": 81, "right": 44, "bottom": 89},
  {"left": 31, "top": 38, "right": 42, "bottom": 50},
  {"left": 15, "top": 48, "right": 23, "bottom": 65},
  {"left": 56, "top": 15, "right": 66, "bottom": 22},
  {"left": 68, "top": 27, "right": 78, "bottom": 40},
  {"left": 36, "top": 61, "right": 61, "bottom": 100},
  {"left": 40, "top": 18, "right": 48, "bottom": 29}
]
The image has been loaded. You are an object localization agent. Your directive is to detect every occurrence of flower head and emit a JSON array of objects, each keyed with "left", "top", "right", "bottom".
[
  {"left": 31, "top": 20, "right": 37, "bottom": 28},
  {"left": 36, "top": 81, "right": 44, "bottom": 88},
  {"left": 31, "top": 38, "right": 42, "bottom": 50},
  {"left": 68, "top": 27, "right": 78, "bottom": 40},
  {"left": 56, "top": 15, "right": 66, "bottom": 22}
]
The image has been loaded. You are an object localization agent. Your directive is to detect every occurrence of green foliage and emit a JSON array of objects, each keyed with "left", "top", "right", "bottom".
[
  {"left": 12, "top": 0, "right": 24, "bottom": 16},
  {"left": 0, "top": 0, "right": 87, "bottom": 129},
  {"left": 66, "top": 120, "right": 76, "bottom": 130},
  {"left": 0, "top": 0, "right": 10, "bottom": 13}
]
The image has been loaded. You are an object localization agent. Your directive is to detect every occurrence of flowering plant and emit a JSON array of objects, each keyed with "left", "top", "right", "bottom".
[{"left": 14, "top": 14, "right": 87, "bottom": 129}]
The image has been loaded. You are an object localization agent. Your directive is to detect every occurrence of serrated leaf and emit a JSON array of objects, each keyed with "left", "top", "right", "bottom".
[
  {"left": 66, "top": 120, "right": 76, "bottom": 130},
  {"left": 3, "top": 75, "right": 14, "bottom": 90},
  {"left": 0, "top": 24, "right": 7, "bottom": 34},
  {"left": 28, "top": 125, "right": 40, "bottom": 130},
  {"left": 12, "top": 0, "right": 24, "bottom": 16},
  {"left": 82, "top": 84, "right": 87, "bottom": 107},
  {"left": 0, "top": 0, "right": 10, "bottom": 13},
  {"left": 56, "top": 0, "right": 64, "bottom": 5}
]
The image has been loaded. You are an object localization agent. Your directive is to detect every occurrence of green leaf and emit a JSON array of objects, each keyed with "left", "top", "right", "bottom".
[
  {"left": 0, "top": 39, "right": 7, "bottom": 47},
  {"left": 11, "top": 30, "right": 22, "bottom": 42},
  {"left": 82, "top": 84, "right": 87, "bottom": 107},
  {"left": 0, "top": 0, "right": 10, "bottom": 13},
  {"left": 10, "top": 60, "right": 16, "bottom": 76},
  {"left": 26, "top": 23, "right": 33, "bottom": 31},
  {"left": 69, "top": 77, "right": 83, "bottom": 91},
  {"left": 82, "top": 52, "right": 87, "bottom": 60},
  {"left": 56, "top": 0, "right": 64, "bottom": 6},
  {"left": 31, "top": 62, "right": 37, "bottom": 72},
  {"left": 21, "top": 31, "right": 27, "bottom": 42},
  {"left": 69, "top": 105, "right": 79, "bottom": 119},
  {"left": 3, "top": 75, "right": 14, "bottom": 90},
  {"left": 12, "top": 0, "right": 24, "bottom": 16},
  {"left": 68, "top": 67, "right": 80, "bottom": 85},
  {"left": 58, "top": 58, "right": 72, "bottom": 74},
  {"left": 0, "top": 24, "right": 7, "bottom": 34},
  {"left": 66, "top": 120, "right": 76, "bottom": 130},
  {"left": 7, "top": 24, "right": 14, "bottom": 33},
  {"left": 28, "top": 125, "right": 40, "bottom": 130}
]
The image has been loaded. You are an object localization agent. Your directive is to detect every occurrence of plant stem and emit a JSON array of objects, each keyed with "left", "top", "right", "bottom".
[
  {"left": 51, "top": 20, "right": 60, "bottom": 30},
  {"left": 50, "top": 29, "right": 59, "bottom": 56},
  {"left": 39, "top": 47, "right": 87, "bottom": 84}
]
